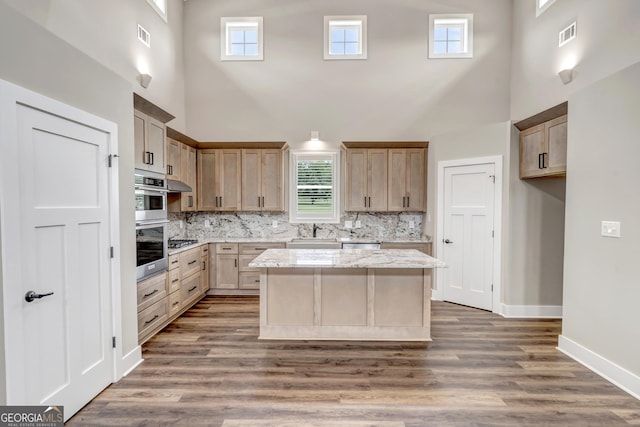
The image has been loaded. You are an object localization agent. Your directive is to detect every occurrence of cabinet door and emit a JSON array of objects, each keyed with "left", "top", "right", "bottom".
[
  {"left": 133, "top": 111, "right": 148, "bottom": 170},
  {"left": 368, "top": 149, "right": 388, "bottom": 211},
  {"left": 218, "top": 150, "right": 241, "bottom": 211},
  {"left": 201, "top": 255, "right": 210, "bottom": 293},
  {"left": 519, "top": 124, "right": 546, "bottom": 178},
  {"left": 261, "top": 149, "right": 283, "bottom": 211},
  {"left": 166, "top": 138, "right": 181, "bottom": 180},
  {"left": 197, "top": 150, "right": 218, "bottom": 210},
  {"left": 546, "top": 115, "right": 567, "bottom": 175},
  {"left": 180, "top": 144, "right": 196, "bottom": 211},
  {"left": 405, "top": 148, "right": 425, "bottom": 211},
  {"left": 387, "top": 149, "right": 407, "bottom": 211},
  {"left": 146, "top": 116, "right": 166, "bottom": 174},
  {"left": 216, "top": 254, "right": 239, "bottom": 289},
  {"left": 181, "top": 273, "right": 202, "bottom": 308},
  {"left": 241, "top": 149, "right": 261, "bottom": 211},
  {"left": 346, "top": 149, "right": 368, "bottom": 211}
]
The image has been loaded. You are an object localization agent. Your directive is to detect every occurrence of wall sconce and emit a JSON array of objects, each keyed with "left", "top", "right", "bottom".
[
  {"left": 137, "top": 73, "right": 152, "bottom": 88},
  {"left": 310, "top": 131, "right": 320, "bottom": 141},
  {"left": 558, "top": 68, "right": 574, "bottom": 85}
]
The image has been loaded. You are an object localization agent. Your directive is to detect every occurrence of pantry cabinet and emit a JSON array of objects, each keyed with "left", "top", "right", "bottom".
[
  {"left": 197, "top": 149, "right": 242, "bottom": 211},
  {"left": 241, "top": 149, "right": 284, "bottom": 211}
]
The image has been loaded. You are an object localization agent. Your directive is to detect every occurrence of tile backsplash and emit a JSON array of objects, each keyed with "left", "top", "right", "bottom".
[{"left": 168, "top": 212, "right": 425, "bottom": 241}]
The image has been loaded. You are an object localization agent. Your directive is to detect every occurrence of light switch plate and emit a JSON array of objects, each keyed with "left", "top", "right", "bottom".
[
  {"left": 409, "top": 220, "right": 415, "bottom": 229},
  {"left": 601, "top": 220, "right": 621, "bottom": 238},
  {"left": 272, "top": 220, "right": 278, "bottom": 228},
  {"left": 179, "top": 220, "right": 184, "bottom": 229},
  {"left": 204, "top": 219, "right": 211, "bottom": 228},
  {"left": 355, "top": 220, "right": 362, "bottom": 229},
  {"left": 345, "top": 220, "right": 353, "bottom": 229}
]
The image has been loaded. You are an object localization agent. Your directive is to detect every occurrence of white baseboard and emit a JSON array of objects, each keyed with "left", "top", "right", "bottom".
[
  {"left": 500, "top": 304, "right": 562, "bottom": 318},
  {"left": 558, "top": 335, "right": 640, "bottom": 400},
  {"left": 118, "top": 345, "right": 143, "bottom": 379}
]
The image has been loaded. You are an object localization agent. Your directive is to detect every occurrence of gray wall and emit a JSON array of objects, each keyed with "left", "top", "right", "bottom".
[
  {"left": 562, "top": 61, "right": 640, "bottom": 378},
  {"left": 0, "top": 0, "right": 139, "bottom": 384}
]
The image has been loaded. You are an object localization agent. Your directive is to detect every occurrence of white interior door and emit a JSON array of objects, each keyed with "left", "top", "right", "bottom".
[
  {"left": 1, "top": 85, "right": 115, "bottom": 420},
  {"left": 441, "top": 163, "right": 495, "bottom": 310}
]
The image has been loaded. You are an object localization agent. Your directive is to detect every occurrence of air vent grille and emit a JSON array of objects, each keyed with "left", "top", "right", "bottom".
[
  {"left": 138, "top": 24, "right": 151, "bottom": 47},
  {"left": 559, "top": 21, "right": 576, "bottom": 47}
]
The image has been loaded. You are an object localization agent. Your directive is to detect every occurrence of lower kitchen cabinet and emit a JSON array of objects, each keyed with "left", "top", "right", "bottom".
[
  {"left": 137, "top": 244, "right": 208, "bottom": 344},
  {"left": 211, "top": 242, "right": 285, "bottom": 294},
  {"left": 380, "top": 242, "right": 433, "bottom": 290}
]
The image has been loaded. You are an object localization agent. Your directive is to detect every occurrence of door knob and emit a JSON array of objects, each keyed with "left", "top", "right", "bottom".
[
  {"left": 443, "top": 239, "right": 453, "bottom": 244},
  {"left": 25, "top": 290, "right": 54, "bottom": 303}
]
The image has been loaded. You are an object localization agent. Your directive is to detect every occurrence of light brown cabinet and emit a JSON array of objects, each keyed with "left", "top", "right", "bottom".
[
  {"left": 197, "top": 149, "right": 242, "bottom": 211},
  {"left": 387, "top": 148, "right": 426, "bottom": 212},
  {"left": 519, "top": 115, "right": 567, "bottom": 179},
  {"left": 134, "top": 110, "right": 165, "bottom": 174},
  {"left": 180, "top": 144, "right": 197, "bottom": 211},
  {"left": 345, "top": 148, "right": 388, "bottom": 211},
  {"left": 241, "top": 149, "right": 284, "bottom": 211},
  {"left": 166, "top": 137, "right": 182, "bottom": 180},
  {"left": 201, "top": 244, "right": 210, "bottom": 292},
  {"left": 137, "top": 245, "right": 208, "bottom": 344},
  {"left": 212, "top": 242, "right": 285, "bottom": 292}
]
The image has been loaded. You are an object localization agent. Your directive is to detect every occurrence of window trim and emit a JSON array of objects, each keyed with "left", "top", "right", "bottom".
[
  {"left": 146, "top": 0, "right": 167, "bottom": 23},
  {"left": 428, "top": 13, "right": 473, "bottom": 59},
  {"left": 536, "top": 0, "right": 558, "bottom": 17},
  {"left": 324, "top": 15, "right": 368, "bottom": 60},
  {"left": 221, "top": 17, "right": 264, "bottom": 61},
  {"left": 289, "top": 151, "right": 341, "bottom": 224}
]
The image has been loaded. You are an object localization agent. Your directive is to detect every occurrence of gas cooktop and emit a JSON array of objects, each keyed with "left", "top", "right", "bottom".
[{"left": 168, "top": 239, "right": 199, "bottom": 249}]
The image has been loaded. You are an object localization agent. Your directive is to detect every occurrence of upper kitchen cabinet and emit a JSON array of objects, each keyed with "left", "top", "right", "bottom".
[
  {"left": 166, "top": 137, "right": 182, "bottom": 180},
  {"left": 197, "top": 149, "right": 241, "bottom": 211},
  {"left": 133, "top": 94, "right": 175, "bottom": 174},
  {"left": 241, "top": 148, "right": 285, "bottom": 211},
  {"left": 388, "top": 148, "right": 427, "bottom": 212},
  {"left": 345, "top": 148, "right": 388, "bottom": 211},
  {"left": 166, "top": 127, "right": 199, "bottom": 213},
  {"left": 343, "top": 142, "right": 428, "bottom": 212},
  {"left": 180, "top": 144, "right": 197, "bottom": 212},
  {"left": 515, "top": 102, "right": 568, "bottom": 179}
]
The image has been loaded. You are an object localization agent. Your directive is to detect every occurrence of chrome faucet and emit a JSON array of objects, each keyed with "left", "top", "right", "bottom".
[{"left": 313, "top": 223, "right": 320, "bottom": 238}]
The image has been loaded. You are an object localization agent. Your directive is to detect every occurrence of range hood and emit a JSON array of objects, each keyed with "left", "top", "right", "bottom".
[{"left": 166, "top": 179, "right": 192, "bottom": 193}]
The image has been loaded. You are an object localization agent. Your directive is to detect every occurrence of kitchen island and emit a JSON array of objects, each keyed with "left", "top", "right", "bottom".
[{"left": 249, "top": 249, "right": 446, "bottom": 341}]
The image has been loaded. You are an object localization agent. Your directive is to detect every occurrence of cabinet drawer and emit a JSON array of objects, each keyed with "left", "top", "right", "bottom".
[
  {"left": 201, "top": 244, "right": 209, "bottom": 257},
  {"left": 239, "top": 242, "right": 285, "bottom": 255},
  {"left": 239, "top": 254, "right": 260, "bottom": 272},
  {"left": 380, "top": 242, "right": 430, "bottom": 254},
  {"left": 168, "top": 254, "right": 179, "bottom": 270},
  {"left": 168, "top": 290, "right": 182, "bottom": 317},
  {"left": 239, "top": 272, "right": 261, "bottom": 289},
  {"left": 216, "top": 243, "right": 238, "bottom": 254},
  {"left": 167, "top": 268, "right": 181, "bottom": 294},
  {"left": 179, "top": 247, "right": 201, "bottom": 278},
  {"left": 137, "top": 272, "right": 167, "bottom": 312},
  {"left": 181, "top": 273, "right": 202, "bottom": 308},
  {"left": 138, "top": 298, "right": 168, "bottom": 340}
]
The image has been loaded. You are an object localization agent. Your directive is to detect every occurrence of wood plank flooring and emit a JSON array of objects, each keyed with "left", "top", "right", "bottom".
[{"left": 68, "top": 297, "right": 640, "bottom": 426}]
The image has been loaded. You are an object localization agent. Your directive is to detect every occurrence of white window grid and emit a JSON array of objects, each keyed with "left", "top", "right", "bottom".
[
  {"left": 221, "top": 17, "right": 264, "bottom": 61},
  {"left": 428, "top": 14, "right": 473, "bottom": 59},
  {"left": 324, "top": 16, "right": 367, "bottom": 60}
]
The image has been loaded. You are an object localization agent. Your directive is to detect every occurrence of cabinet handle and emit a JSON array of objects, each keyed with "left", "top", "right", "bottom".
[
  {"left": 364, "top": 196, "right": 367, "bottom": 208},
  {"left": 172, "top": 278, "right": 179, "bottom": 283},
  {"left": 402, "top": 196, "right": 406, "bottom": 208},
  {"left": 407, "top": 196, "right": 410, "bottom": 208},
  {"left": 188, "top": 260, "right": 197, "bottom": 265},
  {"left": 222, "top": 247, "right": 232, "bottom": 250},
  {"left": 171, "top": 259, "right": 179, "bottom": 265},
  {"left": 235, "top": 259, "right": 238, "bottom": 268},
  {"left": 143, "top": 289, "right": 159, "bottom": 298},
  {"left": 538, "top": 153, "right": 543, "bottom": 169},
  {"left": 255, "top": 279, "right": 260, "bottom": 283},
  {"left": 144, "top": 151, "right": 150, "bottom": 165},
  {"left": 188, "top": 195, "right": 193, "bottom": 208},
  {"left": 188, "top": 285, "right": 197, "bottom": 292},
  {"left": 255, "top": 248, "right": 267, "bottom": 251},
  {"left": 258, "top": 196, "right": 261, "bottom": 207},
  {"left": 543, "top": 152, "right": 548, "bottom": 169},
  {"left": 202, "top": 261, "right": 206, "bottom": 271},
  {"left": 262, "top": 196, "right": 265, "bottom": 208},
  {"left": 149, "top": 152, "right": 154, "bottom": 165},
  {"left": 144, "top": 314, "right": 159, "bottom": 324},
  {"left": 172, "top": 301, "right": 180, "bottom": 307},
  {"left": 368, "top": 196, "right": 371, "bottom": 208}
]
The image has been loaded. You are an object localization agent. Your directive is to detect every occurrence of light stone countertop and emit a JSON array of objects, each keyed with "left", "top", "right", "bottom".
[
  {"left": 168, "top": 236, "right": 432, "bottom": 256},
  {"left": 248, "top": 249, "right": 446, "bottom": 269}
]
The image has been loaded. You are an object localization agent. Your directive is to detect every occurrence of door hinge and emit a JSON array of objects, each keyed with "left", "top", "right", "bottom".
[
  {"left": 108, "top": 154, "right": 119, "bottom": 167},
  {"left": 110, "top": 246, "right": 114, "bottom": 258},
  {"left": 112, "top": 336, "right": 116, "bottom": 348},
  {"left": 492, "top": 230, "right": 494, "bottom": 238},
  {"left": 489, "top": 174, "right": 495, "bottom": 183},
  {"left": 491, "top": 284, "right": 494, "bottom": 291}
]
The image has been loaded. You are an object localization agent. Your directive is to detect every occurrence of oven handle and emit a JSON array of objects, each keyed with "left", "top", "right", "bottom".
[
  {"left": 135, "top": 185, "right": 169, "bottom": 193},
  {"left": 136, "top": 219, "right": 170, "bottom": 228}
]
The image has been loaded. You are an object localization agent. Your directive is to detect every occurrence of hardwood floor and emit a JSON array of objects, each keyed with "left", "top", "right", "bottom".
[{"left": 69, "top": 297, "right": 640, "bottom": 426}]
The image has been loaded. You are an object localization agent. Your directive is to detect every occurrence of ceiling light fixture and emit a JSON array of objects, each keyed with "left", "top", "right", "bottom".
[{"left": 137, "top": 73, "right": 152, "bottom": 88}]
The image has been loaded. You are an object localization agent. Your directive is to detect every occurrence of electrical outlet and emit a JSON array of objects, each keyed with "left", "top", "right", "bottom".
[
  {"left": 272, "top": 220, "right": 278, "bottom": 228},
  {"left": 204, "top": 219, "right": 211, "bottom": 228},
  {"left": 409, "top": 220, "right": 415, "bottom": 229},
  {"left": 601, "top": 221, "right": 621, "bottom": 238},
  {"left": 345, "top": 220, "right": 353, "bottom": 229},
  {"left": 355, "top": 220, "right": 362, "bottom": 228}
]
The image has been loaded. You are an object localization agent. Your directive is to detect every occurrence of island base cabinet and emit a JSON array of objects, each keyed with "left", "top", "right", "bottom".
[{"left": 260, "top": 267, "right": 431, "bottom": 341}]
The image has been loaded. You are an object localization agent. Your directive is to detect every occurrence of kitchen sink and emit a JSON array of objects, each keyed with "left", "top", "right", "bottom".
[{"left": 286, "top": 239, "right": 342, "bottom": 249}]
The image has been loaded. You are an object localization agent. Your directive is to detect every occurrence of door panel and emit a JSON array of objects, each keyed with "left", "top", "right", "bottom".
[
  {"left": 8, "top": 102, "right": 113, "bottom": 419},
  {"left": 241, "top": 149, "right": 261, "bottom": 211},
  {"left": 442, "top": 163, "right": 495, "bottom": 311},
  {"left": 346, "top": 149, "right": 367, "bottom": 211},
  {"left": 368, "top": 149, "right": 388, "bottom": 211}
]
